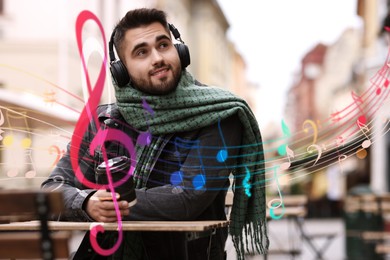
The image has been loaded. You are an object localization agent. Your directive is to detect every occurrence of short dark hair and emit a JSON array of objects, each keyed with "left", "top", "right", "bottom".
[{"left": 113, "top": 8, "right": 170, "bottom": 61}]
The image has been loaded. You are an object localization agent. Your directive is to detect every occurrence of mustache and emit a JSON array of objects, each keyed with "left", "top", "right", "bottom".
[{"left": 149, "top": 62, "right": 171, "bottom": 75}]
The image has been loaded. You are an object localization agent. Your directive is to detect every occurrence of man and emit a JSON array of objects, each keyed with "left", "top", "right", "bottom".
[{"left": 42, "top": 8, "right": 268, "bottom": 260}]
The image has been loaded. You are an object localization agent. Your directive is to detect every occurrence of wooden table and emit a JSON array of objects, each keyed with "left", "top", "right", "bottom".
[
  {"left": 0, "top": 220, "right": 229, "bottom": 259},
  {"left": 0, "top": 220, "right": 229, "bottom": 232}
]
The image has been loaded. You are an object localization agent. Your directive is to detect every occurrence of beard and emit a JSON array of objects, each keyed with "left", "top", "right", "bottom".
[{"left": 130, "top": 63, "right": 182, "bottom": 95}]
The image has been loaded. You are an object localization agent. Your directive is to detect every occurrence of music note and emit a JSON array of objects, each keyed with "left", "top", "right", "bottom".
[
  {"left": 142, "top": 97, "right": 154, "bottom": 115},
  {"left": 137, "top": 97, "right": 154, "bottom": 146},
  {"left": 351, "top": 91, "right": 367, "bottom": 126},
  {"left": 356, "top": 120, "right": 372, "bottom": 149},
  {"left": 355, "top": 119, "right": 371, "bottom": 161},
  {"left": 173, "top": 137, "right": 206, "bottom": 190},
  {"left": 243, "top": 166, "right": 252, "bottom": 197},
  {"left": 0, "top": 109, "right": 4, "bottom": 141},
  {"left": 49, "top": 145, "right": 65, "bottom": 168},
  {"left": 302, "top": 119, "right": 318, "bottom": 145},
  {"left": 331, "top": 110, "right": 342, "bottom": 123},
  {"left": 280, "top": 145, "right": 294, "bottom": 170},
  {"left": 277, "top": 119, "right": 291, "bottom": 156},
  {"left": 216, "top": 118, "right": 228, "bottom": 163},
  {"left": 356, "top": 148, "right": 368, "bottom": 159},
  {"left": 3, "top": 110, "right": 35, "bottom": 178},
  {"left": 307, "top": 144, "right": 322, "bottom": 166},
  {"left": 335, "top": 136, "right": 347, "bottom": 174},
  {"left": 2, "top": 110, "right": 32, "bottom": 148},
  {"left": 72, "top": 10, "right": 125, "bottom": 256},
  {"left": 268, "top": 167, "right": 285, "bottom": 220},
  {"left": 24, "top": 149, "right": 36, "bottom": 178}
]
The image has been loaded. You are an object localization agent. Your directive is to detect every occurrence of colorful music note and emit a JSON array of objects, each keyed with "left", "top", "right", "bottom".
[
  {"left": 356, "top": 119, "right": 372, "bottom": 149},
  {"left": 71, "top": 10, "right": 125, "bottom": 256},
  {"left": 335, "top": 136, "right": 347, "bottom": 174},
  {"left": 2, "top": 110, "right": 35, "bottom": 178},
  {"left": 24, "top": 149, "right": 36, "bottom": 178},
  {"left": 277, "top": 119, "right": 291, "bottom": 156},
  {"left": 216, "top": 118, "right": 228, "bottom": 163},
  {"left": 302, "top": 119, "right": 318, "bottom": 145},
  {"left": 307, "top": 144, "right": 322, "bottom": 166},
  {"left": 2, "top": 110, "right": 32, "bottom": 148},
  {"left": 331, "top": 110, "right": 342, "bottom": 123},
  {"left": 356, "top": 148, "right": 368, "bottom": 159},
  {"left": 48, "top": 145, "right": 65, "bottom": 168},
  {"left": 137, "top": 97, "right": 154, "bottom": 146},
  {"left": 351, "top": 91, "right": 367, "bottom": 126},
  {"left": 173, "top": 137, "right": 206, "bottom": 190},
  {"left": 280, "top": 145, "right": 294, "bottom": 170},
  {"left": 243, "top": 166, "right": 252, "bottom": 197},
  {"left": 268, "top": 167, "right": 285, "bottom": 220},
  {"left": 142, "top": 97, "right": 154, "bottom": 116}
]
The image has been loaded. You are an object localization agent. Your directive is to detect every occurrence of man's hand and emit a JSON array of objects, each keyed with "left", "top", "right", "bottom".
[{"left": 86, "top": 190, "right": 130, "bottom": 222}]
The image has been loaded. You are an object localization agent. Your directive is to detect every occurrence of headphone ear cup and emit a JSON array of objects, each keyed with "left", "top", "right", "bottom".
[
  {"left": 110, "top": 60, "right": 130, "bottom": 88},
  {"left": 174, "top": 43, "right": 191, "bottom": 69}
]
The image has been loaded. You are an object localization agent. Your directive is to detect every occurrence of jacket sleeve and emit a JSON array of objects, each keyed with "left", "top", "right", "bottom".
[
  {"left": 41, "top": 121, "right": 98, "bottom": 222},
  {"left": 127, "top": 114, "right": 242, "bottom": 221}
]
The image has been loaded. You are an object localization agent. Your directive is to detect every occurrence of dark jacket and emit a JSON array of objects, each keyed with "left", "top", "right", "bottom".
[{"left": 42, "top": 103, "right": 242, "bottom": 260}]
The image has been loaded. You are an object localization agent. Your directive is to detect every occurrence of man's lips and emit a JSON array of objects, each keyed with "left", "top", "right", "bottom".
[{"left": 150, "top": 67, "right": 169, "bottom": 76}]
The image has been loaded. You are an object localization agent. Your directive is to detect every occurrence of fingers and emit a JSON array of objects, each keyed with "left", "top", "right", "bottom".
[
  {"left": 91, "top": 190, "right": 120, "bottom": 201},
  {"left": 86, "top": 190, "right": 130, "bottom": 222}
]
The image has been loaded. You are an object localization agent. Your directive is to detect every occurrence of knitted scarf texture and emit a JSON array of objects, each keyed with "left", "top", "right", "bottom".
[{"left": 114, "top": 71, "right": 269, "bottom": 259}]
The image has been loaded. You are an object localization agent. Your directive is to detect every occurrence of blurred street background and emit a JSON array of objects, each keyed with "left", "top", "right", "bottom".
[{"left": 1, "top": 1, "right": 390, "bottom": 259}]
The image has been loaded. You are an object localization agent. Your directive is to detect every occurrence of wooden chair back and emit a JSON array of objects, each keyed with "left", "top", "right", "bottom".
[{"left": 0, "top": 189, "right": 70, "bottom": 259}]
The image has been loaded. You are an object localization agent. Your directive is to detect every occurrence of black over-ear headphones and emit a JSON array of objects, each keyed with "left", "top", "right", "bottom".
[{"left": 109, "top": 23, "right": 191, "bottom": 88}]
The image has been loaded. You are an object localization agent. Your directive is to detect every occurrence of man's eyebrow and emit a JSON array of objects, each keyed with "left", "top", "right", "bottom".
[
  {"left": 131, "top": 34, "right": 171, "bottom": 54},
  {"left": 156, "top": 34, "right": 171, "bottom": 42}
]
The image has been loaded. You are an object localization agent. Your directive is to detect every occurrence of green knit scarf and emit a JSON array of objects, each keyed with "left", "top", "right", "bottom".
[{"left": 115, "top": 71, "right": 269, "bottom": 259}]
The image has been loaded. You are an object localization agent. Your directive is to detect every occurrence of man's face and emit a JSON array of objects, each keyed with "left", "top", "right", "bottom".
[{"left": 122, "top": 22, "right": 182, "bottom": 95}]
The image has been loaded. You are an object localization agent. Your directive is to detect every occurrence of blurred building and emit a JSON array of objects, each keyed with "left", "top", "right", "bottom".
[
  {"left": 283, "top": 0, "right": 390, "bottom": 217},
  {"left": 0, "top": 0, "right": 255, "bottom": 189}
]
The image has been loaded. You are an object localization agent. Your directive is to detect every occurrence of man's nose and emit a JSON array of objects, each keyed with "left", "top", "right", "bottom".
[{"left": 151, "top": 49, "right": 163, "bottom": 65}]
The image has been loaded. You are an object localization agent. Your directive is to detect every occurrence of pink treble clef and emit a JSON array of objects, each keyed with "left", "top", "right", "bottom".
[{"left": 70, "top": 10, "right": 136, "bottom": 256}]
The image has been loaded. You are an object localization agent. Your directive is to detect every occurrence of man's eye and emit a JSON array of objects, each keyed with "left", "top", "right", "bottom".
[
  {"left": 136, "top": 49, "right": 147, "bottom": 56},
  {"left": 159, "top": 42, "right": 169, "bottom": 49}
]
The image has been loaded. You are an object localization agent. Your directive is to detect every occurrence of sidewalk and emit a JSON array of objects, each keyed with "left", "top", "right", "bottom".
[{"left": 226, "top": 218, "right": 345, "bottom": 260}]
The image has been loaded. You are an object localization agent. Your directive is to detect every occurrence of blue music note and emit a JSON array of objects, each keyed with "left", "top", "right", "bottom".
[
  {"left": 172, "top": 137, "right": 206, "bottom": 190},
  {"left": 216, "top": 118, "right": 228, "bottom": 163},
  {"left": 243, "top": 166, "right": 252, "bottom": 197}
]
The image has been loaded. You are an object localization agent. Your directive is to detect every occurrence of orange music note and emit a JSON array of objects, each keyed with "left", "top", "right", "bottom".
[
  {"left": 355, "top": 119, "right": 371, "bottom": 161},
  {"left": 3, "top": 110, "right": 35, "bottom": 178},
  {"left": 49, "top": 145, "right": 65, "bottom": 168},
  {"left": 302, "top": 119, "right": 318, "bottom": 145}
]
